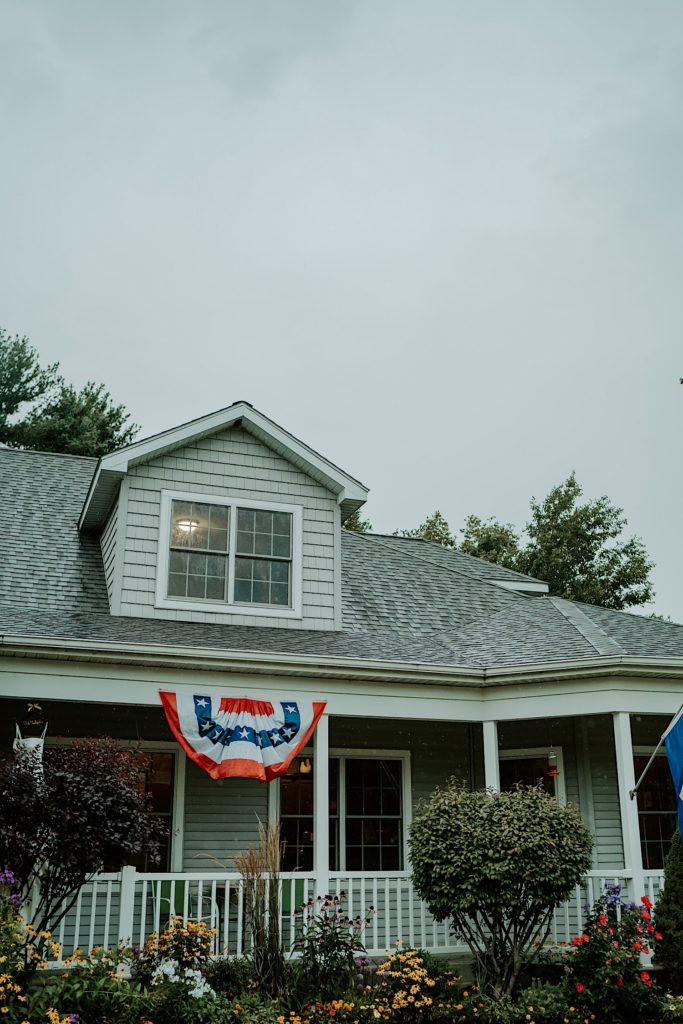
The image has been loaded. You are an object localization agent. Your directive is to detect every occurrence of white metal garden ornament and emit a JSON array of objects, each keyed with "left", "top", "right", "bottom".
[{"left": 13, "top": 723, "right": 47, "bottom": 777}]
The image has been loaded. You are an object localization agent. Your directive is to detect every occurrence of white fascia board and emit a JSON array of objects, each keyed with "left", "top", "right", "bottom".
[
  {"left": 80, "top": 403, "right": 368, "bottom": 529},
  {"left": 491, "top": 580, "right": 549, "bottom": 594},
  {"left": 4, "top": 657, "right": 683, "bottom": 723}
]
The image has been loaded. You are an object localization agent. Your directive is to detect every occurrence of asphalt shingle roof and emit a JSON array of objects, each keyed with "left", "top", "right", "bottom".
[{"left": 2, "top": 448, "right": 683, "bottom": 673}]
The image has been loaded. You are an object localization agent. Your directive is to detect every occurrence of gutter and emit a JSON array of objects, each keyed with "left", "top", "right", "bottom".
[{"left": 3, "top": 633, "right": 683, "bottom": 687}]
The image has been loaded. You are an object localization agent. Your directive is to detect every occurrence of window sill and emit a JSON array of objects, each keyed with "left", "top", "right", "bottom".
[{"left": 154, "top": 596, "right": 303, "bottom": 619}]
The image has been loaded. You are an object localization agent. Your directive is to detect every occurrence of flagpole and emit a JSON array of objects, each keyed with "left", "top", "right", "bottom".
[{"left": 629, "top": 702, "right": 683, "bottom": 799}]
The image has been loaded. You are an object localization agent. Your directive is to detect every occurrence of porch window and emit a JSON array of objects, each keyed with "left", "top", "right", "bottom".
[
  {"left": 279, "top": 755, "right": 405, "bottom": 872},
  {"left": 131, "top": 752, "right": 175, "bottom": 872},
  {"left": 499, "top": 748, "right": 566, "bottom": 803},
  {"left": 633, "top": 753, "right": 677, "bottom": 870}
]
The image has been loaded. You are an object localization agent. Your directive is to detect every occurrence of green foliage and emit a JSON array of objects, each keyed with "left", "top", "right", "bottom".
[
  {"left": 132, "top": 982, "right": 228, "bottom": 1024},
  {"left": 0, "top": 329, "right": 60, "bottom": 439},
  {"left": 458, "top": 515, "right": 521, "bottom": 569},
  {"left": 28, "top": 947, "right": 135, "bottom": 1024},
  {"left": 653, "top": 832, "right": 683, "bottom": 988},
  {"left": 9, "top": 380, "right": 138, "bottom": 457},
  {"left": 288, "top": 893, "right": 369, "bottom": 1004},
  {"left": 202, "top": 954, "right": 254, "bottom": 997},
  {"left": 343, "top": 509, "right": 372, "bottom": 533},
  {"left": 402, "top": 473, "right": 655, "bottom": 610},
  {"left": 516, "top": 473, "right": 654, "bottom": 609},
  {"left": 396, "top": 510, "right": 456, "bottom": 547},
  {"left": 408, "top": 782, "right": 593, "bottom": 999},
  {"left": 564, "top": 887, "right": 661, "bottom": 1023},
  {"left": 0, "top": 325, "right": 139, "bottom": 456}
]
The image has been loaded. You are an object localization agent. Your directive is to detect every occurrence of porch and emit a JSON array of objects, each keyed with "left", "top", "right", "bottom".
[{"left": 4, "top": 692, "right": 674, "bottom": 965}]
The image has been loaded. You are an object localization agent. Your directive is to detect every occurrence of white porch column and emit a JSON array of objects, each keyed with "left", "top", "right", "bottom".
[
  {"left": 483, "top": 720, "right": 500, "bottom": 791},
  {"left": 612, "top": 712, "right": 645, "bottom": 904},
  {"left": 313, "top": 712, "right": 330, "bottom": 897}
]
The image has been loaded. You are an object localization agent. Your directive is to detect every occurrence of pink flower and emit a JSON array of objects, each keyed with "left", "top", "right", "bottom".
[{"left": 576, "top": 982, "right": 585, "bottom": 993}]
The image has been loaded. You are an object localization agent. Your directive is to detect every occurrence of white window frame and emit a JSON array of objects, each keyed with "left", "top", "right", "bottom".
[
  {"left": 45, "top": 737, "right": 186, "bottom": 871},
  {"left": 156, "top": 489, "right": 303, "bottom": 619},
  {"left": 499, "top": 746, "right": 567, "bottom": 805},
  {"left": 273, "top": 748, "right": 412, "bottom": 875}
]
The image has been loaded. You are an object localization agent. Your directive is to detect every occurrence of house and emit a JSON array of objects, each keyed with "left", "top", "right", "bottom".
[{"left": 1, "top": 400, "right": 683, "bottom": 961}]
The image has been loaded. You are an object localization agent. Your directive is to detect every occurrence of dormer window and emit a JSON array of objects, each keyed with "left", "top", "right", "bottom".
[{"left": 156, "top": 490, "right": 302, "bottom": 618}]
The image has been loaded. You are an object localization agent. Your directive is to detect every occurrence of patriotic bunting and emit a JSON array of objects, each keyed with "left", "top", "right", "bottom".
[{"left": 159, "top": 691, "right": 326, "bottom": 782}]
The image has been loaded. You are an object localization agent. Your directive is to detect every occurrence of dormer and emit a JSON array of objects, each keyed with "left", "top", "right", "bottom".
[{"left": 80, "top": 402, "right": 368, "bottom": 631}]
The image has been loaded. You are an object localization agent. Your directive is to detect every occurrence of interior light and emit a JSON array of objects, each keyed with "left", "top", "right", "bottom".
[
  {"left": 176, "top": 519, "right": 200, "bottom": 533},
  {"left": 299, "top": 758, "right": 312, "bottom": 775}
]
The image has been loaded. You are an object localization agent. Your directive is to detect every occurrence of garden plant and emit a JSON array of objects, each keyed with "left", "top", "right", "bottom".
[{"left": 408, "top": 781, "right": 594, "bottom": 998}]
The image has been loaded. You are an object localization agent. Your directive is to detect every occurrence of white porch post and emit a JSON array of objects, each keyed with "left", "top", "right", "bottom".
[
  {"left": 612, "top": 712, "right": 645, "bottom": 904},
  {"left": 483, "top": 720, "right": 500, "bottom": 791},
  {"left": 313, "top": 712, "right": 330, "bottom": 897}
]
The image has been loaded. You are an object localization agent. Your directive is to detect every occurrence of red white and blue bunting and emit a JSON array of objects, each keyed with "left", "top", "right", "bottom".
[{"left": 159, "top": 692, "right": 326, "bottom": 782}]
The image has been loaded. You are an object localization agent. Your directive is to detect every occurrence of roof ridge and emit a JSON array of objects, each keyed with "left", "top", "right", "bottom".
[
  {"left": 350, "top": 531, "right": 530, "bottom": 600},
  {"left": 549, "top": 597, "right": 628, "bottom": 656}
]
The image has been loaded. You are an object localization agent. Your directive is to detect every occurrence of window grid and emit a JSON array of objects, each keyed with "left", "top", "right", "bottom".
[
  {"left": 164, "top": 496, "right": 295, "bottom": 610},
  {"left": 634, "top": 753, "right": 676, "bottom": 870},
  {"left": 279, "top": 754, "right": 405, "bottom": 873}
]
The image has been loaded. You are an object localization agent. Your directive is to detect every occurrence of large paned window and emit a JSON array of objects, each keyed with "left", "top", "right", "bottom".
[
  {"left": 279, "top": 755, "right": 406, "bottom": 872},
  {"left": 158, "top": 492, "right": 300, "bottom": 615},
  {"left": 499, "top": 748, "right": 566, "bottom": 803},
  {"left": 633, "top": 753, "right": 676, "bottom": 870}
]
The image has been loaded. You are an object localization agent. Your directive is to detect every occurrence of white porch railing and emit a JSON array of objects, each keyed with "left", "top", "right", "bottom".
[{"left": 44, "top": 867, "right": 666, "bottom": 964}]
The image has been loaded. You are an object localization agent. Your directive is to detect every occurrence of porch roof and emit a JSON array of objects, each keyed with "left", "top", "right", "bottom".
[{"left": 2, "top": 448, "right": 683, "bottom": 676}]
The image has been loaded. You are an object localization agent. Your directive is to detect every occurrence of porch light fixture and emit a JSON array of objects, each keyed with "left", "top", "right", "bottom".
[
  {"left": 299, "top": 758, "right": 312, "bottom": 775},
  {"left": 546, "top": 748, "right": 560, "bottom": 778}
]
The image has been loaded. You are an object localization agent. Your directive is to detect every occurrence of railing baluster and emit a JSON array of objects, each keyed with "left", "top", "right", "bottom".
[
  {"left": 236, "top": 879, "right": 244, "bottom": 957},
  {"left": 396, "top": 878, "right": 403, "bottom": 947},
  {"left": 103, "top": 880, "right": 112, "bottom": 951},
  {"left": 139, "top": 878, "right": 148, "bottom": 949},
  {"left": 372, "top": 878, "right": 379, "bottom": 952},
  {"left": 73, "top": 886, "right": 83, "bottom": 953},
  {"left": 88, "top": 881, "right": 97, "bottom": 953},
  {"left": 384, "top": 878, "right": 390, "bottom": 949}
]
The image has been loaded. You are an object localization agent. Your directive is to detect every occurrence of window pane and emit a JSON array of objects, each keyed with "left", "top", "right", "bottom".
[
  {"left": 236, "top": 531, "right": 254, "bottom": 555},
  {"left": 234, "top": 578, "right": 252, "bottom": 603},
  {"left": 255, "top": 510, "right": 272, "bottom": 534},
  {"left": 255, "top": 532, "right": 272, "bottom": 556},
  {"left": 238, "top": 508, "right": 255, "bottom": 531},
  {"left": 171, "top": 500, "right": 229, "bottom": 553},
  {"left": 168, "top": 545, "right": 227, "bottom": 602},
  {"left": 234, "top": 557, "right": 291, "bottom": 607}
]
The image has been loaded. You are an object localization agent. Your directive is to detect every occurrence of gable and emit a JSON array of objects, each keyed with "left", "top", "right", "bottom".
[{"left": 105, "top": 424, "right": 343, "bottom": 630}]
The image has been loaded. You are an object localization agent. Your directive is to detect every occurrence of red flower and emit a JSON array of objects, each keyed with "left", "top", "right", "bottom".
[
  {"left": 640, "top": 971, "right": 652, "bottom": 987},
  {"left": 642, "top": 896, "right": 653, "bottom": 910},
  {"left": 655, "top": 932, "right": 663, "bottom": 941},
  {"left": 598, "top": 914, "right": 607, "bottom": 926},
  {"left": 617, "top": 980, "right": 624, "bottom": 988},
  {"left": 576, "top": 983, "right": 585, "bottom": 993},
  {"left": 642, "top": 909, "right": 651, "bottom": 921}
]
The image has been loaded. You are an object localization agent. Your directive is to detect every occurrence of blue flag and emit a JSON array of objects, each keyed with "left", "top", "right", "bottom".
[{"left": 665, "top": 711, "right": 683, "bottom": 835}]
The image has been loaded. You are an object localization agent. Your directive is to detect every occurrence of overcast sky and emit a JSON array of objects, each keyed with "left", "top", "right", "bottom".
[{"left": 1, "top": 1, "right": 682, "bottom": 619}]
